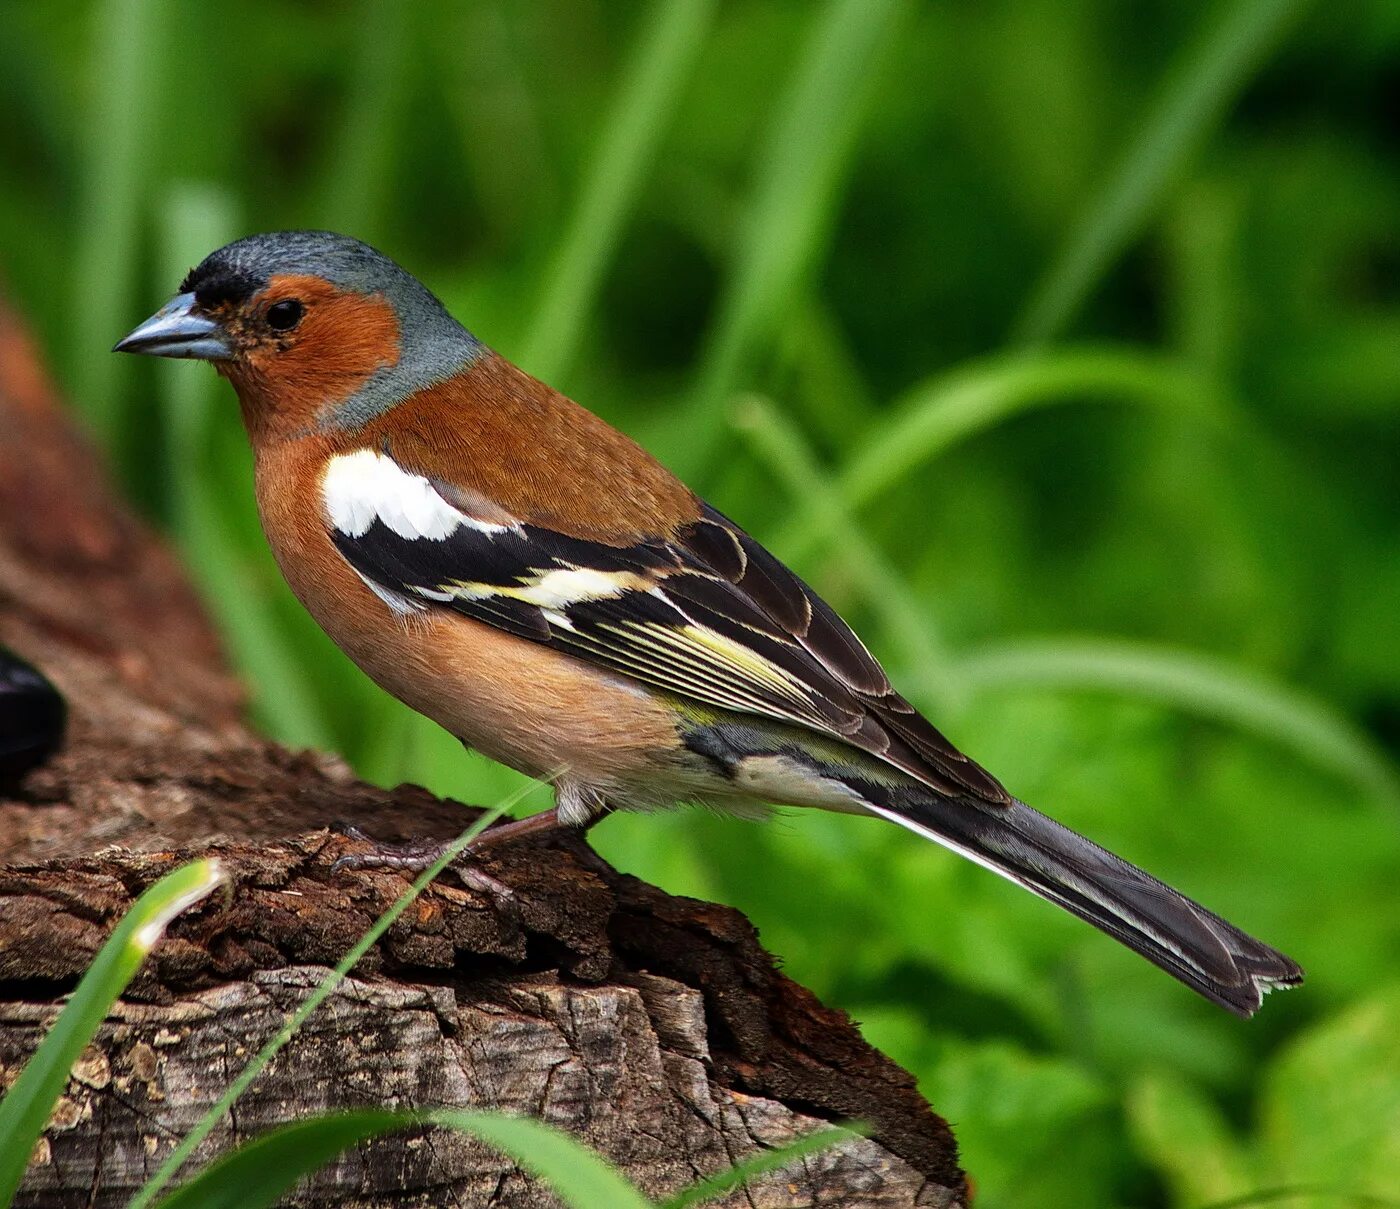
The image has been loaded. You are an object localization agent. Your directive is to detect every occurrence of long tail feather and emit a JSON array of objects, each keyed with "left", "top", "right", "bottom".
[{"left": 864, "top": 793, "right": 1302, "bottom": 1016}]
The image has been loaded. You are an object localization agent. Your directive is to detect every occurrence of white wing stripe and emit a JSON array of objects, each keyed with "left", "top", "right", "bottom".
[
  {"left": 323, "top": 449, "right": 515, "bottom": 542},
  {"left": 352, "top": 568, "right": 425, "bottom": 616}
]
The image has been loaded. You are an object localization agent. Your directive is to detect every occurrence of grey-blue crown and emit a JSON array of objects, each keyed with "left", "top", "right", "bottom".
[{"left": 183, "top": 230, "right": 483, "bottom": 429}]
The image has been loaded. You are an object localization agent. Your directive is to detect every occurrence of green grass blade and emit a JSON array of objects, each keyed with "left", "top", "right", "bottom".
[
  {"left": 1012, "top": 0, "right": 1308, "bottom": 347},
  {"left": 151, "top": 187, "right": 337, "bottom": 753},
  {"left": 521, "top": 0, "right": 718, "bottom": 382},
  {"left": 70, "top": 0, "right": 168, "bottom": 445},
  {"left": 0, "top": 860, "right": 226, "bottom": 1206},
  {"left": 154, "top": 181, "right": 239, "bottom": 541},
  {"left": 180, "top": 495, "right": 339, "bottom": 751},
  {"left": 672, "top": 0, "right": 908, "bottom": 472},
  {"left": 953, "top": 636, "right": 1400, "bottom": 810},
  {"left": 1163, "top": 180, "right": 1243, "bottom": 374},
  {"left": 731, "top": 395, "right": 957, "bottom": 708},
  {"left": 149, "top": 1108, "right": 650, "bottom": 1209},
  {"left": 428, "top": 1110, "right": 651, "bottom": 1209},
  {"left": 1193, "top": 1188, "right": 1399, "bottom": 1209},
  {"left": 661, "top": 1124, "right": 859, "bottom": 1208},
  {"left": 128, "top": 781, "right": 545, "bottom": 1208},
  {"left": 776, "top": 293, "right": 878, "bottom": 445},
  {"left": 148, "top": 1110, "right": 408, "bottom": 1209},
  {"left": 315, "top": 0, "right": 412, "bottom": 239},
  {"left": 781, "top": 345, "right": 1235, "bottom": 561}
]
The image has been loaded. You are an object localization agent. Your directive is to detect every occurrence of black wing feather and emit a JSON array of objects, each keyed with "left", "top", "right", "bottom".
[{"left": 331, "top": 498, "right": 1008, "bottom": 804}]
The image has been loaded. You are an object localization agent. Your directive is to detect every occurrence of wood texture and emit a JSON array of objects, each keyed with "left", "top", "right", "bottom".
[{"left": 0, "top": 300, "right": 965, "bottom": 1207}]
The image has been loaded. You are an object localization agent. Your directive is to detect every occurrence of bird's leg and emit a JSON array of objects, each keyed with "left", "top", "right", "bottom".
[
  {"left": 332, "top": 810, "right": 576, "bottom": 910},
  {"left": 550, "top": 784, "right": 618, "bottom": 876},
  {"left": 332, "top": 808, "right": 569, "bottom": 875},
  {"left": 330, "top": 781, "right": 620, "bottom": 876}
]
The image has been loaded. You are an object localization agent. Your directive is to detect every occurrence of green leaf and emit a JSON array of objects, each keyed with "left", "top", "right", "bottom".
[
  {"left": 149, "top": 1109, "right": 651, "bottom": 1209},
  {"left": 0, "top": 860, "right": 226, "bottom": 1206},
  {"left": 1195, "top": 1188, "right": 1400, "bottom": 1209},
  {"left": 148, "top": 1110, "right": 407, "bottom": 1209},
  {"left": 438, "top": 1111, "right": 652, "bottom": 1209},
  {"left": 314, "top": 0, "right": 412, "bottom": 240},
  {"left": 931, "top": 1039, "right": 1117, "bottom": 1209},
  {"left": 1256, "top": 986, "right": 1400, "bottom": 1201},
  {"left": 70, "top": 0, "right": 170, "bottom": 446},
  {"left": 775, "top": 293, "right": 878, "bottom": 444},
  {"left": 1126, "top": 1070, "right": 1252, "bottom": 1205}
]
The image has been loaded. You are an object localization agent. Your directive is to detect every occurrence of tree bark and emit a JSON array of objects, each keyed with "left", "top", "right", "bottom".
[{"left": 0, "top": 300, "right": 966, "bottom": 1208}]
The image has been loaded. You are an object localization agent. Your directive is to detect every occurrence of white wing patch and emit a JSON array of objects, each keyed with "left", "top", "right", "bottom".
[{"left": 322, "top": 449, "right": 514, "bottom": 541}]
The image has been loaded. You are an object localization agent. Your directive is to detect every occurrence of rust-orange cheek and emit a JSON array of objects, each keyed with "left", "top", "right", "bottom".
[{"left": 232, "top": 275, "right": 402, "bottom": 440}]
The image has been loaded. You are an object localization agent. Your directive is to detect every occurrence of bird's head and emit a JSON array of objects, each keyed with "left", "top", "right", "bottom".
[{"left": 115, "top": 230, "right": 481, "bottom": 441}]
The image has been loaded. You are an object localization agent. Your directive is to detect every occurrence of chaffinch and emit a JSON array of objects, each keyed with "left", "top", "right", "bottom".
[{"left": 116, "top": 230, "right": 1302, "bottom": 1016}]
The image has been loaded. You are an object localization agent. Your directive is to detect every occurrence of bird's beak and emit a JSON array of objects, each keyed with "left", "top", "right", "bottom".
[{"left": 113, "top": 292, "right": 234, "bottom": 361}]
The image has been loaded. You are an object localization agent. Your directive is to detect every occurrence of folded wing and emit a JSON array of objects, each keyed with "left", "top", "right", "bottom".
[{"left": 323, "top": 447, "right": 1008, "bottom": 804}]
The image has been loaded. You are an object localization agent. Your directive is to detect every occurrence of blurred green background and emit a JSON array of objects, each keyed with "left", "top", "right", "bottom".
[{"left": 3, "top": 1, "right": 1398, "bottom": 1204}]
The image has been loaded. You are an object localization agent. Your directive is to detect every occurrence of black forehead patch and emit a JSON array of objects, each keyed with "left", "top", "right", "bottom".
[{"left": 179, "top": 256, "right": 267, "bottom": 307}]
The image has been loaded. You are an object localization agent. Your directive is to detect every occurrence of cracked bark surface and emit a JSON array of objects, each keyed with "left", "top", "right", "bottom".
[{"left": 0, "top": 299, "right": 966, "bottom": 1208}]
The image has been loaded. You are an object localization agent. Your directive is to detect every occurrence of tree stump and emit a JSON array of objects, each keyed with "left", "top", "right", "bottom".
[{"left": 0, "top": 299, "right": 966, "bottom": 1207}]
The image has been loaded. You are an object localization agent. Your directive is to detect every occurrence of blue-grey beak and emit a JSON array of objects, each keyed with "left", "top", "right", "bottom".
[{"left": 113, "top": 292, "right": 234, "bottom": 360}]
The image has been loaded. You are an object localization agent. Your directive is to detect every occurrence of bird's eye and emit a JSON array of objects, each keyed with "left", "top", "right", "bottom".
[{"left": 266, "top": 299, "right": 304, "bottom": 332}]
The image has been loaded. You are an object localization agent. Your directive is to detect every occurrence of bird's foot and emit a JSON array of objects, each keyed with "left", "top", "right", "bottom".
[
  {"left": 329, "top": 808, "right": 572, "bottom": 902},
  {"left": 331, "top": 826, "right": 449, "bottom": 874},
  {"left": 330, "top": 826, "right": 523, "bottom": 912}
]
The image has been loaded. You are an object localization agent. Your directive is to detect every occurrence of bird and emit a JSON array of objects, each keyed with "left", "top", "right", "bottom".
[{"left": 116, "top": 230, "right": 1302, "bottom": 1016}]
